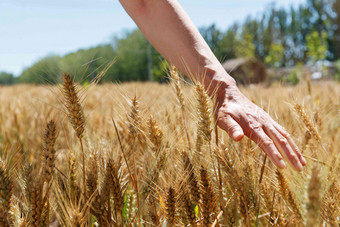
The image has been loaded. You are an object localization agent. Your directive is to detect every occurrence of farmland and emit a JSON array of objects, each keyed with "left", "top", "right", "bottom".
[{"left": 0, "top": 76, "right": 339, "bottom": 226}]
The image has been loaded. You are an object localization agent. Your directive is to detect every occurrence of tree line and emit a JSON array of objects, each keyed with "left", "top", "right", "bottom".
[{"left": 1, "top": 0, "right": 340, "bottom": 84}]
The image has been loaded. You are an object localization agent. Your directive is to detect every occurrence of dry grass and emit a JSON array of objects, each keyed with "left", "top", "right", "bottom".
[{"left": 0, "top": 76, "right": 339, "bottom": 226}]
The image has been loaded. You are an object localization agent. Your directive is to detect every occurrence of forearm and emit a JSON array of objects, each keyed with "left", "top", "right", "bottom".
[
  {"left": 118, "top": 0, "right": 236, "bottom": 94},
  {"left": 118, "top": 0, "right": 306, "bottom": 172}
]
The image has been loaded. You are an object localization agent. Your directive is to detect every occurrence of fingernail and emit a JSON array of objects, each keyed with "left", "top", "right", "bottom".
[
  {"left": 301, "top": 156, "right": 307, "bottom": 165},
  {"left": 232, "top": 130, "right": 243, "bottom": 139},
  {"left": 278, "top": 160, "right": 286, "bottom": 169}
]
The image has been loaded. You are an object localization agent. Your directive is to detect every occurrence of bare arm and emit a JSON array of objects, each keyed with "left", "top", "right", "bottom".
[
  {"left": 118, "top": 0, "right": 234, "bottom": 91},
  {"left": 118, "top": 0, "right": 306, "bottom": 171}
]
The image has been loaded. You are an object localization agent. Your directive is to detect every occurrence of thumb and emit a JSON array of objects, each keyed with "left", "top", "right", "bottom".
[{"left": 218, "top": 114, "right": 244, "bottom": 141}]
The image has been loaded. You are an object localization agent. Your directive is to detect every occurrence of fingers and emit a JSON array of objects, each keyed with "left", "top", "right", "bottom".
[
  {"left": 216, "top": 109, "right": 306, "bottom": 171},
  {"left": 273, "top": 123, "right": 307, "bottom": 166},
  {"left": 217, "top": 114, "right": 244, "bottom": 141},
  {"left": 264, "top": 125, "right": 305, "bottom": 171},
  {"left": 247, "top": 127, "right": 286, "bottom": 169}
]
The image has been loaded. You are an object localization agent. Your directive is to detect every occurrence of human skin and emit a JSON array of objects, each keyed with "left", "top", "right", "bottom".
[{"left": 118, "top": 0, "right": 306, "bottom": 171}]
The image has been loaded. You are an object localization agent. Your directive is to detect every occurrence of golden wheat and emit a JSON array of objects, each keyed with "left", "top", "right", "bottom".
[{"left": 0, "top": 78, "right": 338, "bottom": 226}]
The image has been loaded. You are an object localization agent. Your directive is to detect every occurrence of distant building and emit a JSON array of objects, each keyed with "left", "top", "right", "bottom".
[{"left": 222, "top": 58, "right": 267, "bottom": 84}]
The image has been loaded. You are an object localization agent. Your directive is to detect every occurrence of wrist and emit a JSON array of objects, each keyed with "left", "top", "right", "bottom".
[{"left": 202, "top": 65, "right": 238, "bottom": 98}]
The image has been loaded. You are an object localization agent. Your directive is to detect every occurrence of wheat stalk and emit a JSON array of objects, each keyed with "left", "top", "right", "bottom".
[
  {"left": 276, "top": 170, "right": 303, "bottom": 222},
  {"left": 307, "top": 165, "right": 321, "bottom": 226},
  {"left": 62, "top": 73, "right": 86, "bottom": 198}
]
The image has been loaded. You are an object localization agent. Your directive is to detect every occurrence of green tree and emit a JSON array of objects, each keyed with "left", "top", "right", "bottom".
[
  {"left": 235, "top": 30, "right": 255, "bottom": 58},
  {"left": 0, "top": 72, "right": 15, "bottom": 85},
  {"left": 16, "top": 0, "right": 340, "bottom": 84},
  {"left": 334, "top": 60, "right": 340, "bottom": 81},
  {"left": 265, "top": 43, "right": 284, "bottom": 67},
  {"left": 59, "top": 44, "right": 116, "bottom": 82},
  {"left": 19, "top": 55, "right": 61, "bottom": 84},
  {"left": 306, "top": 30, "right": 328, "bottom": 62},
  {"left": 111, "top": 29, "right": 149, "bottom": 81},
  {"left": 19, "top": 45, "right": 116, "bottom": 84},
  {"left": 200, "top": 24, "right": 223, "bottom": 57},
  {"left": 243, "top": 17, "right": 262, "bottom": 59},
  {"left": 108, "top": 29, "right": 165, "bottom": 82},
  {"left": 330, "top": 0, "right": 340, "bottom": 59},
  {"left": 152, "top": 59, "right": 169, "bottom": 82},
  {"left": 261, "top": 11, "right": 274, "bottom": 58},
  {"left": 216, "top": 24, "right": 239, "bottom": 60}
]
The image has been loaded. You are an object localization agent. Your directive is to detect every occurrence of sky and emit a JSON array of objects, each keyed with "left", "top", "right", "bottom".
[{"left": 0, "top": 0, "right": 306, "bottom": 76}]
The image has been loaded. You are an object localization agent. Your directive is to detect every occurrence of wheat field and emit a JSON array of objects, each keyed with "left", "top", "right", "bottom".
[{"left": 0, "top": 72, "right": 339, "bottom": 226}]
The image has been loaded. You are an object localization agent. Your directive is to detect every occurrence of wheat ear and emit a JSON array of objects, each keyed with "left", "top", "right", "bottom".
[
  {"left": 200, "top": 166, "right": 217, "bottom": 226},
  {"left": 294, "top": 104, "right": 320, "bottom": 141},
  {"left": 62, "top": 73, "right": 86, "bottom": 197},
  {"left": 0, "top": 160, "right": 12, "bottom": 227},
  {"left": 62, "top": 73, "right": 85, "bottom": 139},
  {"left": 28, "top": 180, "right": 43, "bottom": 227},
  {"left": 196, "top": 83, "right": 212, "bottom": 143},
  {"left": 181, "top": 188, "right": 196, "bottom": 226},
  {"left": 165, "top": 186, "right": 177, "bottom": 226},
  {"left": 181, "top": 152, "right": 200, "bottom": 205},
  {"left": 42, "top": 120, "right": 57, "bottom": 183},
  {"left": 321, "top": 181, "right": 339, "bottom": 226},
  {"left": 170, "top": 65, "right": 192, "bottom": 148},
  {"left": 148, "top": 115, "right": 163, "bottom": 154},
  {"left": 87, "top": 152, "right": 104, "bottom": 222}
]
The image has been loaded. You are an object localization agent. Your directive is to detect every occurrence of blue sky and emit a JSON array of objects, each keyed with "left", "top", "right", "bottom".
[{"left": 0, "top": 0, "right": 306, "bottom": 76}]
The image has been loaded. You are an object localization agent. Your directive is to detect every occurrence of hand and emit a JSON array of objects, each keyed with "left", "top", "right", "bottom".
[{"left": 214, "top": 83, "right": 306, "bottom": 171}]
